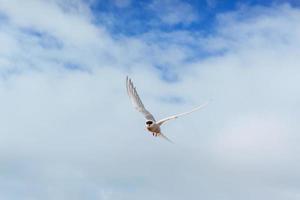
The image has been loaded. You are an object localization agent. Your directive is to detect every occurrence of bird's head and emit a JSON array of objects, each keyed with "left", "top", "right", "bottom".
[{"left": 145, "top": 120, "right": 154, "bottom": 127}]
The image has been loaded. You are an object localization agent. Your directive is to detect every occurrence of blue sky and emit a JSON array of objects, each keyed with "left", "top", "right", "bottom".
[
  {"left": 0, "top": 0, "right": 300, "bottom": 200},
  {"left": 91, "top": 0, "right": 300, "bottom": 35}
]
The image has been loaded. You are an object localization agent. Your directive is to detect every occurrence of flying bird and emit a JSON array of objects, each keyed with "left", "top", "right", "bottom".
[{"left": 126, "top": 76, "right": 209, "bottom": 142}]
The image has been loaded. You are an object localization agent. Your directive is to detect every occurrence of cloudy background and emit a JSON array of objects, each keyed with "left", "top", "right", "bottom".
[{"left": 0, "top": 0, "right": 300, "bottom": 199}]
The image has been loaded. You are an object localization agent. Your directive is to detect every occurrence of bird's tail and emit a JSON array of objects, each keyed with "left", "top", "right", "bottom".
[{"left": 159, "top": 133, "right": 173, "bottom": 143}]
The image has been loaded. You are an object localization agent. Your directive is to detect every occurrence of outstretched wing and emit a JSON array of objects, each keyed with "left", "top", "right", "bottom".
[
  {"left": 156, "top": 101, "right": 210, "bottom": 126},
  {"left": 126, "top": 76, "right": 156, "bottom": 121}
]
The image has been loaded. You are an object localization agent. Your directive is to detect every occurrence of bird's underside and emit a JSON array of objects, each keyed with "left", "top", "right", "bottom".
[{"left": 126, "top": 76, "right": 209, "bottom": 143}]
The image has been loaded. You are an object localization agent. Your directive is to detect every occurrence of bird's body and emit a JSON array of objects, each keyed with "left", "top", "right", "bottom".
[
  {"left": 146, "top": 121, "right": 161, "bottom": 136},
  {"left": 126, "top": 76, "right": 209, "bottom": 142}
]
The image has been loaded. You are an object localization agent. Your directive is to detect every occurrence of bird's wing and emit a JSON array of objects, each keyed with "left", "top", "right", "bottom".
[
  {"left": 126, "top": 76, "right": 156, "bottom": 121},
  {"left": 159, "top": 133, "right": 173, "bottom": 143},
  {"left": 156, "top": 101, "right": 210, "bottom": 126}
]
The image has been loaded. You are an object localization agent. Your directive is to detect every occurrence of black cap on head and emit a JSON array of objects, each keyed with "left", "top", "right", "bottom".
[{"left": 146, "top": 121, "right": 153, "bottom": 125}]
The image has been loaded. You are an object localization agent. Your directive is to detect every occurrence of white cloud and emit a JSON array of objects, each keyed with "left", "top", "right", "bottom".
[
  {"left": 213, "top": 114, "right": 292, "bottom": 165},
  {"left": 0, "top": 1, "right": 300, "bottom": 200},
  {"left": 0, "top": 0, "right": 101, "bottom": 46}
]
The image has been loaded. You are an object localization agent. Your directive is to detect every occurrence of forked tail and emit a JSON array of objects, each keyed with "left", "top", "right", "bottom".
[{"left": 159, "top": 133, "right": 173, "bottom": 143}]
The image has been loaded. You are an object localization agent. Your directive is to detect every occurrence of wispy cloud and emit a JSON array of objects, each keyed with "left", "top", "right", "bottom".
[
  {"left": 112, "top": 0, "right": 131, "bottom": 8},
  {"left": 149, "top": 0, "right": 199, "bottom": 26}
]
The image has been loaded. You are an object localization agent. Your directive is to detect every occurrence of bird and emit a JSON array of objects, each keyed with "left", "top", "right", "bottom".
[{"left": 126, "top": 76, "right": 209, "bottom": 142}]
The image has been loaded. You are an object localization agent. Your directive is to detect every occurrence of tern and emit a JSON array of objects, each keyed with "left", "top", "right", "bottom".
[{"left": 126, "top": 76, "right": 209, "bottom": 142}]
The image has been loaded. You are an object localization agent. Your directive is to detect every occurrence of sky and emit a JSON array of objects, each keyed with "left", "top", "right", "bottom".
[{"left": 0, "top": 0, "right": 300, "bottom": 199}]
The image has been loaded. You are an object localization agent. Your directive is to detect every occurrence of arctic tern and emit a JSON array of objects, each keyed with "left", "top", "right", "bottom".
[{"left": 126, "top": 76, "right": 209, "bottom": 142}]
